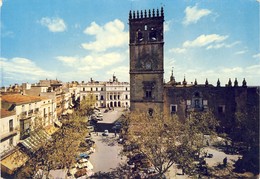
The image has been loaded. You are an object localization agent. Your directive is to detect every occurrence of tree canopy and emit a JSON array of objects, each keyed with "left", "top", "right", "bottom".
[{"left": 123, "top": 109, "right": 219, "bottom": 177}]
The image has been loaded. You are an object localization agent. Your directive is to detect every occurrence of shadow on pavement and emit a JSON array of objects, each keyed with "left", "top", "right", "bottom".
[{"left": 90, "top": 164, "right": 133, "bottom": 179}]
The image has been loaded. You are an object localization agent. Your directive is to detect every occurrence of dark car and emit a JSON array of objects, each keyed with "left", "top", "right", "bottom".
[{"left": 127, "top": 153, "right": 146, "bottom": 165}]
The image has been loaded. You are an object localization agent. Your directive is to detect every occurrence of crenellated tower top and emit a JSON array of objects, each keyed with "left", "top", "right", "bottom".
[{"left": 129, "top": 7, "right": 164, "bottom": 20}]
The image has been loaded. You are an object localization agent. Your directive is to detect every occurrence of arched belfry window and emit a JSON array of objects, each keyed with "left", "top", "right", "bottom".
[
  {"left": 149, "top": 27, "right": 157, "bottom": 41},
  {"left": 136, "top": 29, "right": 143, "bottom": 42}
]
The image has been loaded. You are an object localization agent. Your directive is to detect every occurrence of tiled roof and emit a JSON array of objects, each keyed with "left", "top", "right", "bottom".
[
  {"left": 1, "top": 108, "right": 16, "bottom": 118},
  {"left": 1, "top": 94, "right": 43, "bottom": 104}
]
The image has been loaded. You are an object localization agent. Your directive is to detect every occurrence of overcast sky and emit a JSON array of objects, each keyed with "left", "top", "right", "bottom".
[{"left": 1, "top": 0, "right": 259, "bottom": 86}]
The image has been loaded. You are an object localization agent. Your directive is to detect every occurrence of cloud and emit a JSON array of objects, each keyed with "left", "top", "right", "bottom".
[
  {"left": 56, "top": 56, "right": 78, "bottom": 67},
  {"left": 245, "top": 65, "right": 260, "bottom": 75},
  {"left": 169, "top": 48, "right": 186, "bottom": 53},
  {"left": 164, "top": 20, "right": 171, "bottom": 32},
  {"left": 183, "top": 34, "right": 228, "bottom": 48},
  {"left": 39, "top": 17, "right": 67, "bottom": 32},
  {"left": 257, "top": 0, "right": 260, "bottom": 3},
  {"left": 53, "top": 51, "right": 128, "bottom": 82},
  {"left": 1, "top": 57, "right": 55, "bottom": 84},
  {"left": 106, "top": 66, "right": 129, "bottom": 82},
  {"left": 221, "top": 67, "right": 243, "bottom": 74},
  {"left": 82, "top": 19, "right": 128, "bottom": 52},
  {"left": 252, "top": 53, "right": 260, "bottom": 58},
  {"left": 0, "top": 0, "right": 2, "bottom": 8},
  {"left": 56, "top": 52, "right": 125, "bottom": 71},
  {"left": 235, "top": 50, "right": 248, "bottom": 55},
  {"left": 183, "top": 5, "right": 211, "bottom": 25},
  {"left": 206, "top": 41, "right": 240, "bottom": 49}
]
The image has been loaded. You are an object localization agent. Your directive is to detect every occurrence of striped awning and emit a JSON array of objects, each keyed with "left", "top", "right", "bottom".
[{"left": 20, "top": 130, "right": 51, "bottom": 152}]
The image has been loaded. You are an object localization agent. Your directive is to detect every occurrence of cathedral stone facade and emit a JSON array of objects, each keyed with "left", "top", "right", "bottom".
[{"left": 129, "top": 7, "right": 259, "bottom": 132}]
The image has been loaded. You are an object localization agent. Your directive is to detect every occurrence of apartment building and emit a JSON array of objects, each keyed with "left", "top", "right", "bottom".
[{"left": 0, "top": 109, "right": 19, "bottom": 156}]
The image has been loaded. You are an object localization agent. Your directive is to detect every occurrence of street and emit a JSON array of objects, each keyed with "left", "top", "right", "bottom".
[{"left": 89, "top": 108, "right": 127, "bottom": 174}]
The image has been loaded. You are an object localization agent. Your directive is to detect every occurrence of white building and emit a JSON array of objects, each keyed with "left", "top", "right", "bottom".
[
  {"left": 0, "top": 109, "right": 19, "bottom": 156},
  {"left": 1, "top": 94, "right": 57, "bottom": 139},
  {"left": 79, "top": 75, "right": 130, "bottom": 109}
]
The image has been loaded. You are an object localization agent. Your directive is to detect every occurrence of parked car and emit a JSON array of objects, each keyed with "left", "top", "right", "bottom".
[
  {"left": 102, "top": 130, "right": 109, "bottom": 136},
  {"left": 79, "top": 153, "right": 90, "bottom": 159},
  {"left": 96, "top": 117, "right": 103, "bottom": 121},
  {"left": 87, "top": 125, "right": 94, "bottom": 132}
]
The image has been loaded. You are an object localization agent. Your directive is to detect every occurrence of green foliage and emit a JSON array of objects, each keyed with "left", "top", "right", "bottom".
[
  {"left": 124, "top": 109, "right": 218, "bottom": 176},
  {"left": 78, "top": 93, "right": 96, "bottom": 117},
  {"left": 15, "top": 113, "right": 89, "bottom": 178}
]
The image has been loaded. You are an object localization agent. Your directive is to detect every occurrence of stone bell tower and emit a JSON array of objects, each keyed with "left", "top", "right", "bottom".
[{"left": 129, "top": 8, "right": 164, "bottom": 113}]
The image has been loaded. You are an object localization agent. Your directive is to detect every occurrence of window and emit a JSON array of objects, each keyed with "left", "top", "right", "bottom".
[
  {"left": 118, "top": 95, "right": 120, "bottom": 100},
  {"left": 96, "top": 95, "right": 98, "bottom": 100},
  {"left": 96, "top": 87, "right": 98, "bottom": 91},
  {"left": 146, "top": 90, "right": 152, "bottom": 98},
  {"left": 9, "top": 119, "right": 13, "bottom": 132},
  {"left": 126, "top": 87, "right": 128, "bottom": 91},
  {"left": 170, "top": 104, "right": 177, "bottom": 113},
  {"left": 149, "top": 28, "right": 157, "bottom": 41},
  {"left": 125, "top": 95, "right": 128, "bottom": 99},
  {"left": 9, "top": 137, "right": 13, "bottom": 146},
  {"left": 110, "top": 95, "right": 112, "bottom": 100},
  {"left": 91, "top": 88, "right": 93, "bottom": 91},
  {"left": 114, "top": 95, "right": 117, "bottom": 100},
  {"left": 144, "top": 25, "right": 147, "bottom": 30},
  {"left": 137, "top": 29, "right": 143, "bottom": 42},
  {"left": 195, "top": 99, "right": 200, "bottom": 108},
  {"left": 100, "top": 95, "right": 104, "bottom": 100},
  {"left": 203, "top": 100, "right": 208, "bottom": 106},
  {"left": 101, "top": 88, "right": 103, "bottom": 91},
  {"left": 83, "top": 88, "right": 85, "bottom": 91},
  {"left": 218, "top": 105, "right": 225, "bottom": 113}
]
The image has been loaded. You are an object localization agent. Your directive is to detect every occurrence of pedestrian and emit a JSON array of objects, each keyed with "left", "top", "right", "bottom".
[{"left": 114, "top": 130, "right": 117, "bottom": 137}]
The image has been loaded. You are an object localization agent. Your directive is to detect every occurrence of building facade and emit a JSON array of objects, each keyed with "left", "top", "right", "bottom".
[
  {"left": 128, "top": 8, "right": 259, "bottom": 130},
  {"left": 79, "top": 75, "right": 130, "bottom": 109},
  {"left": 129, "top": 8, "right": 164, "bottom": 113},
  {"left": 0, "top": 109, "right": 19, "bottom": 156}
]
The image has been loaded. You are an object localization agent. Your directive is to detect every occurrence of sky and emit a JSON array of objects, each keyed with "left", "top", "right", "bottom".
[{"left": 1, "top": 0, "right": 259, "bottom": 87}]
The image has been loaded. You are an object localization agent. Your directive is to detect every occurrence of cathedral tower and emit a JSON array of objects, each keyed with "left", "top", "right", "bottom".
[{"left": 129, "top": 8, "right": 164, "bottom": 113}]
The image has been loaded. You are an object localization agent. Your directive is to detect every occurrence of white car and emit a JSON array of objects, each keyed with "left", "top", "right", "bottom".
[{"left": 102, "top": 130, "right": 109, "bottom": 136}]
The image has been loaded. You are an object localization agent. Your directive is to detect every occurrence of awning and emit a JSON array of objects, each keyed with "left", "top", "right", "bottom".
[
  {"left": 45, "top": 125, "right": 59, "bottom": 135},
  {"left": 54, "top": 120, "right": 62, "bottom": 128},
  {"left": 20, "top": 130, "right": 51, "bottom": 153},
  {"left": 1, "top": 149, "right": 29, "bottom": 175}
]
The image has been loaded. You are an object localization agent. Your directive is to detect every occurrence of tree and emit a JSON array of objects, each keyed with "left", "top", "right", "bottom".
[
  {"left": 124, "top": 109, "right": 218, "bottom": 178},
  {"left": 15, "top": 112, "right": 89, "bottom": 178},
  {"left": 232, "top": 107, "right": 259, "bottom": 174},
  {"left": 78, "top": 93, "right": 97, "bottom": 117}
]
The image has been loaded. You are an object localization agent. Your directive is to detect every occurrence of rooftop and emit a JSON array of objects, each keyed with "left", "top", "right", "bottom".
[
  {"left": 1, "top": 94, "right": 46, "bottom": 105},
  {"left": 1, "top": 108, "right": 16, "bottom": 118}
]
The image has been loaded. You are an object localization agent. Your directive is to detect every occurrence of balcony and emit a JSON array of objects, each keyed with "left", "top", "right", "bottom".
[{"left": 28, "top": 110, "right": 34, "bottom": 117}]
